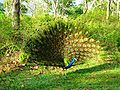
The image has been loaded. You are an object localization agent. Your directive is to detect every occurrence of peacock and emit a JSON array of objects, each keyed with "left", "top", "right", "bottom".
[
  {"left": 27, "top": 21, "right": 101, "bottom": 67},
  {"left": 65, "top": 58, "right": 77, "bottom": 69}
]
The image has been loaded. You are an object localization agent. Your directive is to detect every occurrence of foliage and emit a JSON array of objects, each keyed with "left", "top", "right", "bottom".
[
  {"left": 21, "top": 4, "right": 28, "bottom": 14},
  {"left": 66, "top": 4, "right": 83, "bottom": 17},
  {"left": 58, "top": 0, "right": 76, "bottom": 15},
  {"left": 19, "top": 51, "right": 29, "bottom": 63},
  {"left": 0, "top": 13, "right": 13, "bottom": 56},
  {"left": 0, "top": 2, "right": 5, "bottom": 12},
  {"left": 43, "top": 0, "right": 75, "bottom": 15}
]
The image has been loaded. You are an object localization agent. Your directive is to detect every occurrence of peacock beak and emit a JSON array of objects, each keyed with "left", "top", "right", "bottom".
[{"left": 74, "top": 58, "right": 77, "bottom": 61}]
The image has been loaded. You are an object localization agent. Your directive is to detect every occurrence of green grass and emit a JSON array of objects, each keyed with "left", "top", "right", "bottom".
[{"left": 0, "top": 60, "right": 120, "bottom": 90}]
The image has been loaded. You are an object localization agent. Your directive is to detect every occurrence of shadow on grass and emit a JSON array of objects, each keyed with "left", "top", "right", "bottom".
[{"left": 70, "top": 62, "right": 120, "bottom": 74}]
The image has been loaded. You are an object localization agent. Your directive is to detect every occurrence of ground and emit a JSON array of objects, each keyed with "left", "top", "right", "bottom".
[{"left": 0, "top": 59, "right": 120, "bottom": 90}]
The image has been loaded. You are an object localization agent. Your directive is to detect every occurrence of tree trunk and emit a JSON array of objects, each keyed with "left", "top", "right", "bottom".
[
  {"left": 62, "top": 0, "right": 65, "bottom": 16},
  {"left": 12, "top": 0, "right": 20, "bottom": 30},
  {"left": 106, "top": 0, "right": 111, "bottom": 19},
  {"left": 84, "top": 0, "right": 88, "bottom": 14},
  {"left": 53, "top": 0, "right": 58, "bottom": 16},
  {"left": 117, "top": 0, "right": 120, "bottom": 19}
]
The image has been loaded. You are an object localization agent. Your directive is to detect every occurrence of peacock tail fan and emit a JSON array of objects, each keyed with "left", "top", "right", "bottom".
[{"left": 26, "top": 22, "right": 102, "bottom": 67}]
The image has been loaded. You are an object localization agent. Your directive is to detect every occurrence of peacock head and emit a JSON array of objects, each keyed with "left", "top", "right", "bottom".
[{"left": 73, "top": 58, "right": 77, "bottom": 62}]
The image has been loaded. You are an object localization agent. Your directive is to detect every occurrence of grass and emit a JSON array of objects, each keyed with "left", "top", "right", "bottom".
[{"left": 0, "top": 59, "right": 120, "bottom": 90}]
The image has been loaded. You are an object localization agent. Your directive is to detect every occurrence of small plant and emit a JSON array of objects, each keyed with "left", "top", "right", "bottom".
[
  {"left": 19, "top": 51, "right": 30, "bottom": 63},
  {"left": 112, "top": 51, "right": 120, "bottom": 62}
]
